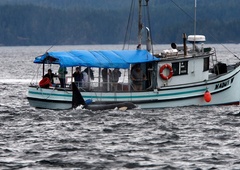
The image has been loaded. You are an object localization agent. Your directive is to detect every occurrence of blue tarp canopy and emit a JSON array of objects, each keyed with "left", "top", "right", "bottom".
[{"left": 34, "top": 50, "right": 160, "bottom": 69}]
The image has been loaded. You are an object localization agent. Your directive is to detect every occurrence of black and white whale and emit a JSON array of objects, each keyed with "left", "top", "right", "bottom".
[{"left": 72, "top": 82, "right": 136, "bottom": 111}]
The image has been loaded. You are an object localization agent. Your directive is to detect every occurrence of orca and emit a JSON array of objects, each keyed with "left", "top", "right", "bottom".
[
  {"left": 72, "top": 82, "right": 86, "bottom": 108},
  {"left": 72, "top": 82, "right": 136, "bottom": 111},
  {"left": 84, "top": 102, "right": 136, "bottom": 111}
]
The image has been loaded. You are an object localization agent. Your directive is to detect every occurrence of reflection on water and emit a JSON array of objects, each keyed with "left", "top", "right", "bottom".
[{"left": 0, "top": 45, "right": 239, "bottom": 169}]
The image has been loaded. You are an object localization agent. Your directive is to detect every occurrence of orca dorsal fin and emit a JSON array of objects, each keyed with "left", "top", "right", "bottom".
[{"left": 72, "top": 82, "right": 86, "bottom": 108}]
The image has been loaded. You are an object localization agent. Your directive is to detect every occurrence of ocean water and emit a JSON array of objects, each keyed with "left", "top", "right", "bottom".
[{"left": 0, "top": 44, "right": 240, "bottom": 170}]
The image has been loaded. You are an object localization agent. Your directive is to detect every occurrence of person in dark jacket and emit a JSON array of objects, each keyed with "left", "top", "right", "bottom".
[
  {"left": 72, "top": 67, "right": 83, "bottom": 87},
  {"left": 44, "top": 69, "right": 56, "bottom": 84}
]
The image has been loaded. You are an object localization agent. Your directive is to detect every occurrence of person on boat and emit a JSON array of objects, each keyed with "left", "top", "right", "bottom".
[
  {"left": 72, "top": 67, "right": 83, "bottom": 87},
  {"left": 111, "top": 68, "right": 121, "bottom": 91},
  {"left": 102, "top": 68, "right": 111, "bottom": 90},
  {"left": 58, "top": 66, "right": 68, "bottom": 88},
  {"left": 131, "top": 64, "right": 146, "bottom": 91},
  {"left": 84, "top": 67, "right": 94, "bottom": 80},
  {"left": 44, "top": 69, "right": 57, "bottom": 85},
  {"left": 81, "top": 71, "right": 88, "bottom": 88},
  {"left": 136, "top": 44, "right": 141, "bottom": 50},
  {"left": 81, "top": 67, "right": 93, "bottom": 89},
  {"left": 102, "top": 68, "right": 111, "bottom": 82},
  {"left": 102, "top": 68, "right": 107, "bottom": 82}
]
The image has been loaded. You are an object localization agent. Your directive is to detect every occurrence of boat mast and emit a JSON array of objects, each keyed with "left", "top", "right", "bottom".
[
  {"left": 193, "top": 0, "right": 197, "bottom": 52},
  {"left": 138, "top": 0, "right": 143, "bottom": 49}
]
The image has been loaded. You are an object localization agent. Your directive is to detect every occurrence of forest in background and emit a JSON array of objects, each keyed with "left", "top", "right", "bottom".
[{"left": 0, "top": 0, "right": 240, "bottom": 46}]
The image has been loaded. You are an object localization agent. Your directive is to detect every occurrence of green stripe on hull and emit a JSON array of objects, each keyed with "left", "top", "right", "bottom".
[
  {"left": 29, "top": 88, "right": 206, "bottom": 100},
  {"left": 83, "top": 88, "right": 206, "bottom": 99},
  {"left": 29, "top": 91, "right": 72, "bottom": 97}
]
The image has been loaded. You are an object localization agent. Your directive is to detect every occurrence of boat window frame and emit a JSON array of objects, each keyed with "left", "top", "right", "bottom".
[
  {"left": 203, "top": 57, "right": 210, "bottom": 71},
  {"left": 172, "top": 61, "right": 188, "bottom": 76}
]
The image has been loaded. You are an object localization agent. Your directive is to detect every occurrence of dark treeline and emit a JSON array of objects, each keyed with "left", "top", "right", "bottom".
[
  {"left": 0, "top": 5, "right": 129, "bottom": 46},
  {"left": 0, "top": 0, "right": 240, "bottom": 46}
]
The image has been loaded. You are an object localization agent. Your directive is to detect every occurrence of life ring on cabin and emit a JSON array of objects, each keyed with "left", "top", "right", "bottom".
[
  {"left": 159, "top": 64, "right": 173, "bottom": 80},
  {"left": 39, "top": 77, "right": 51, "bottom": 87}
]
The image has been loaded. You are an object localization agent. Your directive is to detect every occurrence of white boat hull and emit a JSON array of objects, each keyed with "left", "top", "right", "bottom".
[
  {"left": 27, "top": 66, "right": 240, "bottom": 109},
  {"left": 27, "top": 87, "right": 72, "bottom": 109}
]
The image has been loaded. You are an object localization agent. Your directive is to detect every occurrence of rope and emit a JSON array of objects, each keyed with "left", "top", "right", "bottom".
[
  {"left": 30, "top": 64, "right": 41, "bottom": 85},
  {"left": 46, "top": 45, "right": 54, "bottom": 53},
  {"left": 123, "top": 0, "right": 135, "bottom": 50}
]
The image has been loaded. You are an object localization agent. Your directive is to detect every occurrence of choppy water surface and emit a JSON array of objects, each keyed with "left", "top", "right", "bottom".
[{"left": 0, "top": 45, "right": 240, "bottom": 170}]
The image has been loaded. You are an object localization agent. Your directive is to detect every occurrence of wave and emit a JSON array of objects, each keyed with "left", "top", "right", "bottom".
[{"left": 0, "top": 79, "right": 32, "bottom": 84}]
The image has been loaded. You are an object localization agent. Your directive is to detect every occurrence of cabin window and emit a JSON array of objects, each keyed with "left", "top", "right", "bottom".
[
  {"left": 203, "top": 57, "right": 209, "bottom": 71},
  {"left": 172, "top": 61, "right": 188, "bottom": 76}
]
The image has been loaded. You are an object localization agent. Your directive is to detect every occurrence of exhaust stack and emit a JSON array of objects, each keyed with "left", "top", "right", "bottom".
[{"left": 146, "top": 27, "right": 151, "bottom": 52}]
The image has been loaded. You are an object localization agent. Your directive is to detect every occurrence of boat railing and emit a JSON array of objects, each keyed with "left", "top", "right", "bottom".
[
  {"left": 155, "top": 44, "right": 215, "bottom": 59},
  {"left": 75, "top": 81, "right": 131, "bottom": 92}
]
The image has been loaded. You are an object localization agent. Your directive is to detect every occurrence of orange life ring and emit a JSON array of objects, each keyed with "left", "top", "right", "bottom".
[
  {"left": 39, "top": 77, "right": 51, "bottom": 87},
  {"left": 159, "top": 64, "right": 173, "bottom": 80}
]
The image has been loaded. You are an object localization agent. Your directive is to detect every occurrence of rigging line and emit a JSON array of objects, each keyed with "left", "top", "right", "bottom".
[
  {"left": 170, "top": 0, "right": 240, "bottom": 61},
  {"left": 170, "top": 0, "right": 193, "bottom": 20},
  {"left": 46, "top": 45, "right": 54, "bottom": 53},
  {"left": 222, "top": 45, "right": 240, "bottom": 60},
  {"left": 123, "top": 0, "right": 135, "bottom": 50},
  {"left": 31, "top": 64, "right": 41, "bottom": 85}
]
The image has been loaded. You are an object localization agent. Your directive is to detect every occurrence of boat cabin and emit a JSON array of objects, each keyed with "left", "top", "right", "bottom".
[{"left": 152, "top": 35, "right": 220, "bottom": 88}]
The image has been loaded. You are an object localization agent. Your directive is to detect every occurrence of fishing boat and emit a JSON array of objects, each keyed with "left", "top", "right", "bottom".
[{"left": 27, "top": 0, "right": 240, "bottom": 110}]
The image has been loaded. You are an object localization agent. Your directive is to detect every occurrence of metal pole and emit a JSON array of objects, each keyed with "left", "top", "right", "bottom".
[
  {"left": 138, "top": 0, "right": 142, "bottom": 48},
  {"left": 193, "top": 0, "right": 197, "bottom": 52}
]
